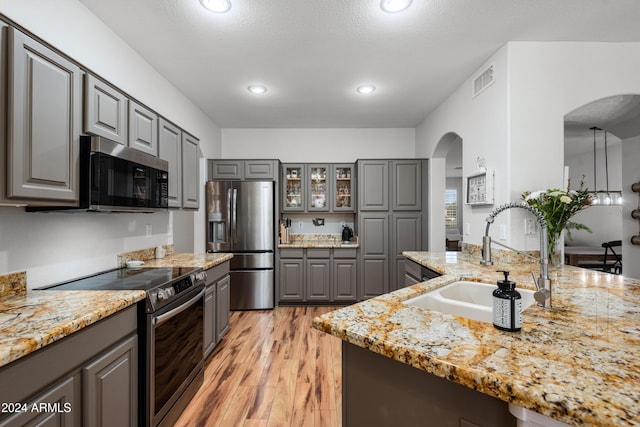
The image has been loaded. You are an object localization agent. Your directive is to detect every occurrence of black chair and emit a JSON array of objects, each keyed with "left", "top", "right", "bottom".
[{"left": 578, "top": 240, "right": 622, "bottom": 275}]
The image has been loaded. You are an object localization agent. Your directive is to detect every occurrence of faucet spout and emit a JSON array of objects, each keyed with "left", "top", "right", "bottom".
[{"left": 481, "top": 202, "right": 552, "bottom": 308}]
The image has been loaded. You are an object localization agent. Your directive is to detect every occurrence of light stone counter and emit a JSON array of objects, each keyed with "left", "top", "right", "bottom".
[
  {"left": 278, "top": 233, "right": 358, "bottom": 249},
  {"left": 313, "top": 250, "right": 640, "bottom": 426},
  {"left": 0, "top": 250, "right": 231, "bottom": 369}
]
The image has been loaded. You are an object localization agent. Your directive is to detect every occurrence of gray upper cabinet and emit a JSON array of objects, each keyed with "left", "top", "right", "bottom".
[
  {"left": 5, "top": 27, "right": 81, "bottom": 205},
  {"left": 391, "top": 160, "right": 422, "bottom": 211},
  {"left": 208, "top": 160, "right": 278, "bottom": 180},
  {"left": 128, "top": 100, "right": 158, "bottom": 156},
  {"left": 181, "top": 132, "right": 200, "bottom": 209},
  {"left": 357, "top": 160, "right": 389, "bottom": 211},
  {"left": 332, "top": 164, "right": 355, "bottom": 212},
  {"left": 158, "top": 118, "right": 182, "bottom": 208},
  {"left": 84, "top": 74, "right": 127, "bottom": 145},
  {"left": 209, "top": 160, "right": 243, "bottom": 180}
]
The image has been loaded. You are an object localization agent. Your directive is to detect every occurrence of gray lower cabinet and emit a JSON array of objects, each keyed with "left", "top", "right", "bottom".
[
  {"left": 342, "top": 342, "right": 514, "bottom": 427},
  {"left": 359, "top": 213, "right": 390, "bottom": 299},
  {"left": 306, "top": 258, "right": 331, "bottom": 301},
  {"left": 0, "top": 306, "right": 138, "bottom": 427},
  {"left": 333, "top": 255, "right": 357, "bottom": 302},
  {"left": 84, "top": 74, "right": 128, "bottom": 145},
  {"left": 216, "top": 275, "right": 231, "bottom": 340},
  {"left": 4, "top": 26, "right": 82, "bottom": 205},
  {"left": 181, "top": 132, "right": 200, "bottom": 209},
  {"left": 391, "top": 213, "right": 423, "bottom": 292},
  {"left": 279, "top": 248, "right": 357, "bottom": 303},
  {"left": 128, "top": 100, "right": 158, "bottom": 155},
  {"left": 204, "top": 262, "right": 231, "bottom": 358},
  {"left": 279, "top": 257, "right": 304, "bottom": 302}
]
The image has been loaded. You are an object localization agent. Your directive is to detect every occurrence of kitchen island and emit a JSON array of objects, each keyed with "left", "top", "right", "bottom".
[{"left": 313, "top": 250, "right": 640, "bottom": 426}]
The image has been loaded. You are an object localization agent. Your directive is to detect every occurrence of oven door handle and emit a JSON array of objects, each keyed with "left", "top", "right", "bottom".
[{"left": 153, "top": 289, "right": 204, "bottom": 326}]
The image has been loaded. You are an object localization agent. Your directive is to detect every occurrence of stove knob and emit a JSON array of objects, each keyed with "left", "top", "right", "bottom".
[
  {"left": 195, "top": 271, "right": 207, "bottom": 282},
  {"left": 157, "top": 289, "right": 169, "bottom": 301}
]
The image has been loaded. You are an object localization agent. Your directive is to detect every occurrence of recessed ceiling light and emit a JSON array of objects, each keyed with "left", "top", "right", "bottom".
[
  {"left": 356, "top": 85, "right": 376, "bottom": 95},
  {"left": 200, "top": 0, "right": 231, "bottom": 13},
  {"left": 380, "top": 0, "right": 412, "bottom": 13},
  {"left": 248, "top": 85, "right": 267, "bottom": 94}
]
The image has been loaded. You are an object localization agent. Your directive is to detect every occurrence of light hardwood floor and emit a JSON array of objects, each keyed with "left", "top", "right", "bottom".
[{"left": 175, "top": 306, "right": 343, "bottom": 427}]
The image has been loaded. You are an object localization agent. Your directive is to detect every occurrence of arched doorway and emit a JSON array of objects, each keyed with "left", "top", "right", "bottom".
[{"left": 430, "top": 132, "right": 463, "bottom": 251}]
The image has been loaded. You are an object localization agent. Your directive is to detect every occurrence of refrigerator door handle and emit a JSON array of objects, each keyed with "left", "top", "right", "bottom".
[
  {"left": 227, "top": 188, "right": 232, "bottom": 244},
  {"left": 232, "top": 188, "right": 238, "bottom": 243}
]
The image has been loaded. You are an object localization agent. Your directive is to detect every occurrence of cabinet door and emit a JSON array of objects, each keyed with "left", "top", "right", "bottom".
[
  {"left": 391, "top": 160, "right": 422, "bottom": 211},
  {"left": 209, "top": 160, "right": 243, "bottom": 180},
  {"left": 216, "top": 275, "right": 231, "bottom": 340},
  {"left": 333, "top": 259, "right": 357, "bottom": 301},
  {"left": 203, "top": 285, "right": 216, "bottom": 358},
  {"left": 0, "top": 375, "right": 78, "bottom": 427},
  {"left": 391, "top": 213, "right": 422, "bottom": 291},
  {"left": 84, "top": 74, "right": 128, "bottom": 145},
  {"left": 359, "top": 213, "right": 389, "bottom": 299},
  {"left": 282, "top": 164, "right": 305, "bottom": 212},
  {"left": 307, "top": 164, "right": 330, "bottom": 211},
  {"left": 332, "top": 164, "right": 355, "bottom": 212},
  {"left": 7, "top": 27, "right": 81, "bottom": 204},
  {"left": 128, "top": 100, "right": 157, "bottom": 156},
  {"left": 158, "top": 118, "right": 182, "bottom": 208},
  {"left": 306, "top": 259, "right": 331, "bottom": 301},
  {"left": 357, "top": 160, "right": 388, "bottom": 211},
  {"left": 181, "top": 132, "right": 200, "bottom": 209},
  {"left": 83, "top": 335, "right": 137, "bottom": 427},
  {"left": 245, "top": 160, "right": 276, "bottom": 179},
  {"left": 279, "top": 258, "right": 304, "bottom": 301}
]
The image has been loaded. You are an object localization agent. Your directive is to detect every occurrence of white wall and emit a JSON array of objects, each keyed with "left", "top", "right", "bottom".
[
  {"left": 416, "top": 45, "right": 509, "bottom": 251},
  {"left": 417, "top": 42, "right": 640, "bottom": 267},
  {"left": 0, "top": 0, "right": 221, "bottom": 287},
  {"left": 621, "top": 135, "right": 640, "bottom": 279},
  {"left": 221, "top": 128, "right": 416, "bottom": 162}
]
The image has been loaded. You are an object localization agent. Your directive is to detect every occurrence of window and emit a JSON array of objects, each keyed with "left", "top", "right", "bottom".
[{"left": 445, "top": 189, "right": 457, "bottom": 227}]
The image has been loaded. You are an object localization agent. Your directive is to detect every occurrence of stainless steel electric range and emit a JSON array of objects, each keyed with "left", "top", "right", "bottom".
[{"left": 47, "top": 266, "right": 207, "bottom": 427}]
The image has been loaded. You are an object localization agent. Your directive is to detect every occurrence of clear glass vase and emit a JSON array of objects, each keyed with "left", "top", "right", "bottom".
[{"left": 548, "top": 232, "right": 563, "bottom": 268}]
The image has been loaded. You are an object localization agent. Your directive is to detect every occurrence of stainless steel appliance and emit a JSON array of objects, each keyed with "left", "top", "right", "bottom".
[
  {"left": 206, "top": 180, "right": 275, "bottom": 309},
  {"left": 28, "top": 135, "right": 169, "bottom": 213},
  {"left": 45, "top": 267, "right": 206, "bottom": 427}
]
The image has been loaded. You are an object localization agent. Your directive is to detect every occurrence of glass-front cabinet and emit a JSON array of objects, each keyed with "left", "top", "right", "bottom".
[
  {"left": 283, "top": 164, "right": 305, "bottom": 211},
  {"left": 332, "top": 164, "right": 354, "bottom": 211},
  {"left": 307, "top": 164, "right": 329, "bottom": 211}
]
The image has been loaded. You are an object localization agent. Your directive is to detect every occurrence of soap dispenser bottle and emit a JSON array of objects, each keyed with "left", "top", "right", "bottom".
[{"left": 492, "top": 270, "right": 522, "bottom": 331}]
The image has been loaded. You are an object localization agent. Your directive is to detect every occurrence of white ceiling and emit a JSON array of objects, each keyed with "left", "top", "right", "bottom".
[{"left": 79, "top": 0, "right": 640, "bottom": 129}]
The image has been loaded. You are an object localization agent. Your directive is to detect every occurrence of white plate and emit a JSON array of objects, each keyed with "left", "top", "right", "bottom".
[{"left": 126, "top": 260, "right": 145, "bottom": 268}]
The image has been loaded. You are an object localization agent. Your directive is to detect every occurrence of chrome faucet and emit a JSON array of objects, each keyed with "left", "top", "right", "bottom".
[{"left": 480, "top": 202, "right": 553, "bottom": 308}]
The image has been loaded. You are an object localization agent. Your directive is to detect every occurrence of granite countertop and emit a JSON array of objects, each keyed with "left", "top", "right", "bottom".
[
  {"left": 313, "top": 250, "right": 640, "bottom": 426},
  {"left": 278, "top": 233, "right": 359, "bottom": 249},
  {"left": 139, "top": 252, "right": 233, "bottom": 269},
  {"left": 0, "top": 251, "right": 233, "bottom": 369},
  {"left": 0, "top": 290, "right": 145, "bottom": 368}
]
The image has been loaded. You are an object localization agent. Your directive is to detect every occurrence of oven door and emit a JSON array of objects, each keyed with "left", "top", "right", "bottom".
[{"left": 147, "top": 286, "right": 204, "bottom": 427}]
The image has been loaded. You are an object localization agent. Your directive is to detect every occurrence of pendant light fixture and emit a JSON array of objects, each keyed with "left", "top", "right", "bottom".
[{"left": 589, "top": 126, "right": 623, "bottom": 206}]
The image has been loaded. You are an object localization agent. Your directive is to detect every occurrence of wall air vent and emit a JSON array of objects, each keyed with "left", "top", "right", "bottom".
[{"left": 472, "top": 64, "right": 495, "bottom": 98}]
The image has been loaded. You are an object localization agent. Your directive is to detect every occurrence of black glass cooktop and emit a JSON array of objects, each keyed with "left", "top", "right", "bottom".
[{"left": 48, "top": 267, "right": 200, "bottom": 292}]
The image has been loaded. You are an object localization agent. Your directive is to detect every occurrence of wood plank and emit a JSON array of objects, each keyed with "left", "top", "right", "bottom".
[{"left": 174, "top": 306, "right": 344, "bottom": 427}]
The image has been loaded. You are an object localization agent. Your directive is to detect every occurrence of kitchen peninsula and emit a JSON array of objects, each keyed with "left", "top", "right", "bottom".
[{"left": 313, "top": 249, "right": 640, "bottom": 426}]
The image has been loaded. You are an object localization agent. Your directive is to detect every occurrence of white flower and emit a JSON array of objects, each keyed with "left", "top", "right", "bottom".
[
  {"left": 560, "top": 195, "right": 572, "bottom": 204},
  {"left": 525, "top": 191, "right": 544, "bottom": 201},
  {"left": 549, "top": 190, "right": 565, "bottom": 197}
]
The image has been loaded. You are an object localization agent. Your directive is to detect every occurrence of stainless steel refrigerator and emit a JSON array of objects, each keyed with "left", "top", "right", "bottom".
[{"left": 206, "top": 180, "right": 274, "bottom": 309}]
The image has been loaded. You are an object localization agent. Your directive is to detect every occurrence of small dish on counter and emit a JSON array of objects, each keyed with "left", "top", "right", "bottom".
[{"left": 126, "top": 260, "right": 144, "bottom": 268}]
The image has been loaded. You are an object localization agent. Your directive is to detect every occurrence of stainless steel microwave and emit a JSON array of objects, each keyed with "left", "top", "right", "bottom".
[{"left": 30, "top": 135, "right": 169, "bottom": 213}]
